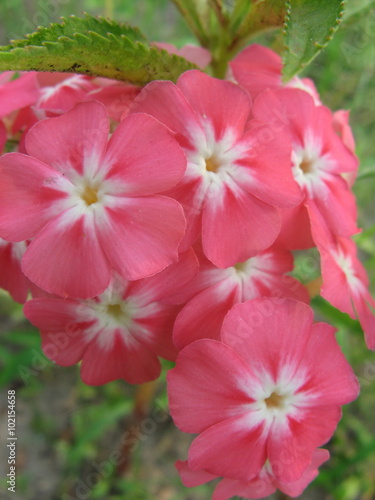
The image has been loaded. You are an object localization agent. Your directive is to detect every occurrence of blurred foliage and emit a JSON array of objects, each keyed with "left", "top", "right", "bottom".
[{"left": 0, "top": 1, "right": 375, "bottom": 500}]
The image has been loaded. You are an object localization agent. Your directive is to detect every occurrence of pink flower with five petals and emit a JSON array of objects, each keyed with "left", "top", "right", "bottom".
[
  {"left": 0, "top": 100, "right": 186, "bottom": 298},
  {"left": 24, "top": 250, "right": 198, "bottom": 385},
  {"left": 131, "top": 69, "right": 302, "bottom": 267},
  {"left": 168, "top": 298, "right": 359, "bottom": 484},
  {"left": 252, "top": 88, "right": 359, "bottom": 249}
]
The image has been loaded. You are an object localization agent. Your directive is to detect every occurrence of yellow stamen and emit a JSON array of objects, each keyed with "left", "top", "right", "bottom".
[
  {"left": 106, "top": 303, "right": 123, "bottom": 320},
  {"left": 205, "top": 155, "right": 220, "bottom": 173},
  {"left": 81, "top": 185, "right": 98, "bottom": 206},
  {"left": 299, "top": 158, "right": 313, "bottom": 174},
  {"left": 265, "top": 392, "right": 285, "bottom": 409}
]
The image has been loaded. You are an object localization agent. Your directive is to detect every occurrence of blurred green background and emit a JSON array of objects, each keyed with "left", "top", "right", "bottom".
[{"left": 0, "top": 1, "right": 375, "bottom": 499}]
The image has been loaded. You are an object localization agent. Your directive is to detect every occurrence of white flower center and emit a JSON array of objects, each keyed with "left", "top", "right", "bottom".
[
  {"left": 291, "top": 131, "right": 334, "bottom": 197},
  {"left": 187, "top": 124, "right": 244, "bottom": 181}
]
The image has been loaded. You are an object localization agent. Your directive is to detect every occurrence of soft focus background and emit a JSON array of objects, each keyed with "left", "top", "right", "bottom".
[{"left": 0, "top": 1, "right": 375, "bottom": 499}]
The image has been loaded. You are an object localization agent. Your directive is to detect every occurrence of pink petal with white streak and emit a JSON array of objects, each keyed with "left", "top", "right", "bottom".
[
  {"left": 25, "top": 101, "right": 109, "bottom": 177},
  {"left": 267, "top": 407, "right": 342, "bottom": 483},
  {"left": 131, "top": 80, "right": 203, "bottom": 150},
  {"left": 234, "top": 125, "right": 302, "bottom": 208},
  {"left": 167, "top": 339, "right": 257, "bottom": 433},
  {"left": 177, "top": 70, "right": 251, "bottom": 141},
  {"left": 0, "top": 153, "right": 68, "bottom": 241},
  {"left": 81, "top": 332, "right": 161, "bottom": 385},
  {"left": 221, "top": 298, "right": 313, "bottom": 381}
]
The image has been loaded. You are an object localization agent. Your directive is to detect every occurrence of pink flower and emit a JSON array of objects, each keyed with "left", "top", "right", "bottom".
[
  {"left": 0, "top": 100, "right": 186, "bottom": 298},
  {"left": 174, "top": 246, "right": 309, "bottom": 350},
  {"left": 252, "top": 88, "right": 359, "bottom": 249},
  {"left": 167, "top": 298, "right": 359, "bottom": 483},
  {"left": 0, "top": 239, "right": 30, "bottom": 303},
  {"left": 131, "top": 69, "right": 302, "bottom": 267},
  {"left": 177, "top": 448, "right": 330, "bottom": 499},
  {"left": 230, "top": 44, "right": 321, "bottom": 104},
  {"left": 310, "top": 206, "right": 375, "bottom": 350},
  {"left": 24, "top": 250, "right": 198, "bottom": 385}
]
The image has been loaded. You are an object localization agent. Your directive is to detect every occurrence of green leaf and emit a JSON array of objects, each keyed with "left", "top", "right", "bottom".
[
  {"left": 0, "top": 14, "right": 197, "bottom": 84},
  {"left": 282, "top": 0, "right": 346, "bottom": 82}
]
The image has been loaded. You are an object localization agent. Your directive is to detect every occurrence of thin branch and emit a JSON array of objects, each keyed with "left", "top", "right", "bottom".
[{"left": 208, "top": 0, "right": 229, "bottom": 27}]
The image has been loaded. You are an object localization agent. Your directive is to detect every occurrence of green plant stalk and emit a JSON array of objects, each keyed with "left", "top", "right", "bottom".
[{"left": 170, "top": 0, "right": 209, "bottom": 46}]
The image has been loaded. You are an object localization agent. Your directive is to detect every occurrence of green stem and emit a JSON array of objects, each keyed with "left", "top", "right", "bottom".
[
  {"left": 208, "top": 0, "right": 228, "bottom": 28},
  {"left": 170, "top": 0, "right": 209, "bottom": 46},
  {"left": 116, "top": 381, "right": 159, "bottom": 476},
  {"left": 210, "top": 51, "right": 230, "bottom": 78}
]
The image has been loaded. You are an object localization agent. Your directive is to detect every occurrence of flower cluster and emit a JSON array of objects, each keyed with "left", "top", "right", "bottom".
[{"left": 0, "top": 43, "right": 372, "bottom": 498}]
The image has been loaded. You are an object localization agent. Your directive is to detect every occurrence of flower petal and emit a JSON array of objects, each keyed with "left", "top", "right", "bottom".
[
  {"left": 214, "top": 476, "right": 275, "bottom": 500},
  {"left": 97, "top": 196, "right": 186, "bottom": 281},
  {"left": 221, "top": 298, "right": 313, "bottom": 382},
  {"left": 173, "top": 279, "right": 239, "bottom": 350},
  {"left": 80, "top": 332, "right": 161, "bottom": 385},
  {"left": 298, "top": 322, "right": 360, "bottom": 405},
  {"left": 276, "top": 448, "right": 330, "bottom": 497},
  {"left": 129, "top": 248, "right": 199, "bottom": 304},
  {"left": 22, "top": 212, "right": 111, "bottom": 298},
  {"left": 0, "top": 72, "right": 39, "bottom": 118},
  {"left": 167, "top": 339, "right": 256, "bottom": 433},
  {"left": 25, "top": 100, "right": 109, "bottom": 177},
  {"left": 0, "top": 241, "right": 29, "bottom": 303},
  {"left": 176, "top": 460, "right": 217, "bottom": 488},
  {"left": 202, "top": 182, "right": 280, "bottom": 267},
  {"left": 230, "top": 44, "right": 282, "bottom": 100},
  {"left": 268, "top": 407, "right": 342, "bottom": 483},
  {"left": 188, "top": 415, "right": 267, "bottom": 481},
  {"left": 177, "top": 69, "right": 251, "bottom": 141},
  {"left": 131, "top": 80, "right": 202, "bottom": 149},
  {"left": 0, "top": 153, "right": 69, "bottom": 241},
  {"left": 24, "top": 298, "right": 91, "bottom": 365},
  {"left": 105, "top": 112, "right": 186, "bottom": 195},
  {"left": 234, "top": 126, "right": 302, "bottom": 208}
]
